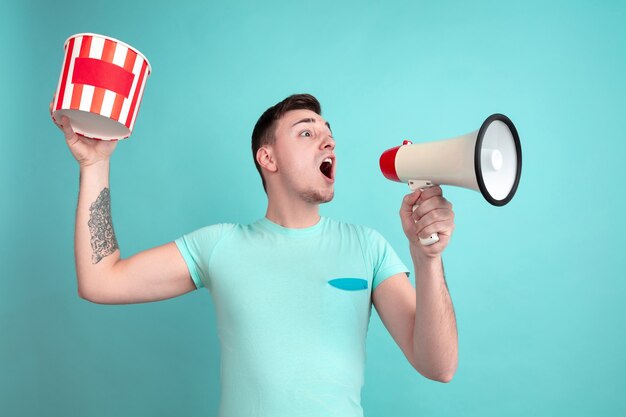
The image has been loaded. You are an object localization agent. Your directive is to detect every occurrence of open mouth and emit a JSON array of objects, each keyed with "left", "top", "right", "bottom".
[{"left": 320, "top": 157, "right": 334, "bottom": 180}]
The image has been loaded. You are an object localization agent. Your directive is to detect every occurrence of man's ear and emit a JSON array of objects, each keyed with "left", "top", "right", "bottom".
[{"left": 256, "top": 146, "right": 278, "bottom": 174}]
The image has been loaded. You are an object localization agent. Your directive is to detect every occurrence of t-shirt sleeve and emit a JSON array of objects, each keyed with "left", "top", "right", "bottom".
[
  {"left": 362, "top": 227, "right": 411, "bottom": 290},
  {"left": 174, "top": 223, "right": 229, "bottom": 290}
]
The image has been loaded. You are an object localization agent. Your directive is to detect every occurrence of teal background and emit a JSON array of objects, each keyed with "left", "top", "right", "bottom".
[{"left": 1, "top": 0, "right": 625, "bottom": 416}]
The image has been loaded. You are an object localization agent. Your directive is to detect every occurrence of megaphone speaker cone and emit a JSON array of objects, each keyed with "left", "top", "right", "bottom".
[{"left": 475, "top": 114, "right": 522, "bottom": 206}]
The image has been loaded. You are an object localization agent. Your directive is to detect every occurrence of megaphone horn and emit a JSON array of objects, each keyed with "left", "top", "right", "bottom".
[{"left": 379, "top": 113, "right": 522, "bottom": 246}]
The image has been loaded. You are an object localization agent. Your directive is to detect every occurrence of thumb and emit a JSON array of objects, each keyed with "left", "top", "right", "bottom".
[{"left": 59, "top": 116, "right": 79, "bottom": 143}]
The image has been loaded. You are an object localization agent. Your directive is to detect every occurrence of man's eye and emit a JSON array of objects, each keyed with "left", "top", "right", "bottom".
[{"left": 300, "top": 130, "right": 312, "bottom": 138}]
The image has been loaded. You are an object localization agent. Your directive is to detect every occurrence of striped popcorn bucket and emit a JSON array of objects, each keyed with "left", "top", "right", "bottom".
[{"left": 52, "top": 33, "right": 152, "bottom": 141}]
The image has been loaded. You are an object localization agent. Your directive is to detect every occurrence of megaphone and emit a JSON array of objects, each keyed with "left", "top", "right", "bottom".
[{"left": 379, "top": 113, "right": 522, "bottom": 246}]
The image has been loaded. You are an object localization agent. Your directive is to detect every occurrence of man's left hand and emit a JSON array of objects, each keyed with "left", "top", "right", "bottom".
[{"left": 399, "top": 185, "right": 455, "bottom": 259}]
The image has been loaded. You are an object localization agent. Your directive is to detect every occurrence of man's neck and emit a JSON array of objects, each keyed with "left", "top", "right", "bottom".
[{"left": 265, "top": 195, "right": 321, "bottom": 229}]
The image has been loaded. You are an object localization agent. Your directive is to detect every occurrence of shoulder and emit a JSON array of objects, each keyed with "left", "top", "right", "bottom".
[
  {"left": 182, "top": 222, "right": 240, "bottom": 241},
  {"left": 191, "top": 222, "right": 238, "bottom": 233}
]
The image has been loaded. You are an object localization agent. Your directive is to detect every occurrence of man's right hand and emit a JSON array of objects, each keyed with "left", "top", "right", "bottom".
[{"left": 50, "top": 96, "right": 118, "bottom": 168}]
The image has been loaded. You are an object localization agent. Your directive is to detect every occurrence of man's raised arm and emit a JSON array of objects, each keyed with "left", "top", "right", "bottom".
[
  {"left": 51, "top": 99, "right": 196, "bottom": 304},
  {"left": 75, "top": 160, "right": 121, "bottom": 296}
]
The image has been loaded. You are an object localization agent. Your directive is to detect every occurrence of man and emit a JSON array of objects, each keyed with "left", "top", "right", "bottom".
[{"left": 50, "top": 93, "right": 458, "bottom": 416}]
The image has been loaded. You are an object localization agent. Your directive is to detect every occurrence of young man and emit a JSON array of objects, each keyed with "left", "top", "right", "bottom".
[{"left": 50, "top": 94, "right": 458, "bottom": 416}]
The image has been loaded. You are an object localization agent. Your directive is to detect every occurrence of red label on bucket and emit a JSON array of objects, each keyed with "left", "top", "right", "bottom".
[{"left": 72, "top": 57, "right": 135, "bottom": 98}]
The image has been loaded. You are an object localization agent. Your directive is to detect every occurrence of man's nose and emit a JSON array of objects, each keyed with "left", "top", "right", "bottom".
[{"left": 320, "top": 134, "right": 335, "bottom": 150}]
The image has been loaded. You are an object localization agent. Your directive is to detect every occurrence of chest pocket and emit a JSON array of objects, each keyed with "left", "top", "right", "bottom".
[{"left": 321, "top": 277, "right": 372, "bottom": 345}]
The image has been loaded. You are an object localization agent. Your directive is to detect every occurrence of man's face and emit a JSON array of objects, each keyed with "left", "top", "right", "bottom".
[{"left": 267, "top": 109, "right": 336, "bottom": 204}]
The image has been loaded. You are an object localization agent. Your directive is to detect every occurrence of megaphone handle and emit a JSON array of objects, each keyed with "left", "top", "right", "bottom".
[{"left": 408, "top": 181, "right": 440, "bottom": 246}]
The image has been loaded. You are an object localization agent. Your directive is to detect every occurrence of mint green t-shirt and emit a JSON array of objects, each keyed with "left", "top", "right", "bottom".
[{"left": 175, "top": 216, "right": 410, "bottom": 417}]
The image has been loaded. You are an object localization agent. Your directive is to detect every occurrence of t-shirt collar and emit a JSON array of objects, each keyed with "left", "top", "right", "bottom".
[{"left": 257, "top": 216, "right": 327, "bottom": 236}]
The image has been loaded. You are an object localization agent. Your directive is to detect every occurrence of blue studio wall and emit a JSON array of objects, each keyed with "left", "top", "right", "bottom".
[{"left": 1, "top": 0, "right": 625, "bottom": 416}]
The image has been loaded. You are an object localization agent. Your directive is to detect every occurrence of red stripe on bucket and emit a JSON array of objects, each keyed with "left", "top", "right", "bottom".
[
  {"left": 55, "top": 37, "right": 75, "bottom": 111},
  {"left": 70, "top": 35, "right": 92, "bottom": 110},
  {"left": 90, "top": 39, "right": 117, "bottom": 114},
  {"left": 111, "top": 49, "right": 137, "bottom": 122},
  {"left": 125, "top": 59, "right": 148, "bottom": 128}
]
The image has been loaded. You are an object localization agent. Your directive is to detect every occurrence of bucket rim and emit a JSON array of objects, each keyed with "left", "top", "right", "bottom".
[{"left": 63, "top": 33, "right": 152, "bottom": 74}]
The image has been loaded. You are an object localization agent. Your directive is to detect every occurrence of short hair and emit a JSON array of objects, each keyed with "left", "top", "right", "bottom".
[{"left": 251, "top": 94, "right": 322, "bottom": 193}]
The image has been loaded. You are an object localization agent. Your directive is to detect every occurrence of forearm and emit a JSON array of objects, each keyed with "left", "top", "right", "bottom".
[
  {"left": 75, "top": 159, "right": 120, "bottom": 297},
  {"left": 411, "top": 245, "right": 458, "bottom": 381}
]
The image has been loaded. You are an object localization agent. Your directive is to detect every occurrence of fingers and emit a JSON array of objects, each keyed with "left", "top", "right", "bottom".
[
  {"left": 400, "top": 189, "right": 422, "bottom": 213},
  {"left": 50, "top": 94, "right": 84, "bottom": 143},
  {"left": 49, "top": 96, "right": 59, "bottom": 125},
  {"left": 417, "top": 185, "right": 442, "bottom": 203},
  {"left": 408, "top": 186, "right": 454, "bottom": 239},
  {"left": 49, "top": 98, "right": 79, "bottom": 142},
  {"left": 412, "top": 195, "right": 452, "bottom": 220},
  {"left": 49, "top": 95, "right": 66, "bottom": 133},
  {"left": 51, "top": 114, "right": 65, "bottom": 132},
  {"left": 57, "top": 115, "right": 81, "bottom": 144},
  {"left": 414, "top": 209, "right": 455, "bottom": 239},
  {"left": 399, "top": 185, "right": 454, "bottom": 252}
]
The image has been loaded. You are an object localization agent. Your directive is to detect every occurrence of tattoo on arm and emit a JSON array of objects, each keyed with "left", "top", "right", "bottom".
[{"left": 88, "top": 188, "right": 119, "bottom": 264}]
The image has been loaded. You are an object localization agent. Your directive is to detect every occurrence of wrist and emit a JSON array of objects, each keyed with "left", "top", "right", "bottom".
[
  {"left": 79, "top": 159, "right": 110, "bottom": 171},
  {"left": 79, "top": 160, "right": 111, "bottom": 187},
  {"left": 409, "top": 243, "right": 441, "bottom": 264}
]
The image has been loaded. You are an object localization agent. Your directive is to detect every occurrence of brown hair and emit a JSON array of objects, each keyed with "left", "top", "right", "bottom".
[{"left": 251, "top": 94, "right": 322, "bottom": 193}]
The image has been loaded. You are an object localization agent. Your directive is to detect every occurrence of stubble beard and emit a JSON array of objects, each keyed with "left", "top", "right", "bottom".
[{"left": 300, "top": 187, "right": 334, "bottom": 204}]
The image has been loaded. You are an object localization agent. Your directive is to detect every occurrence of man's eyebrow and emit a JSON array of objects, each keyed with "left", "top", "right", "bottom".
[
  {"left": 291, "top": 118, "right": 316, "bottom": 127},
  {"left": 291, "top": 118, "right": 333, "bottom": 133}
]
